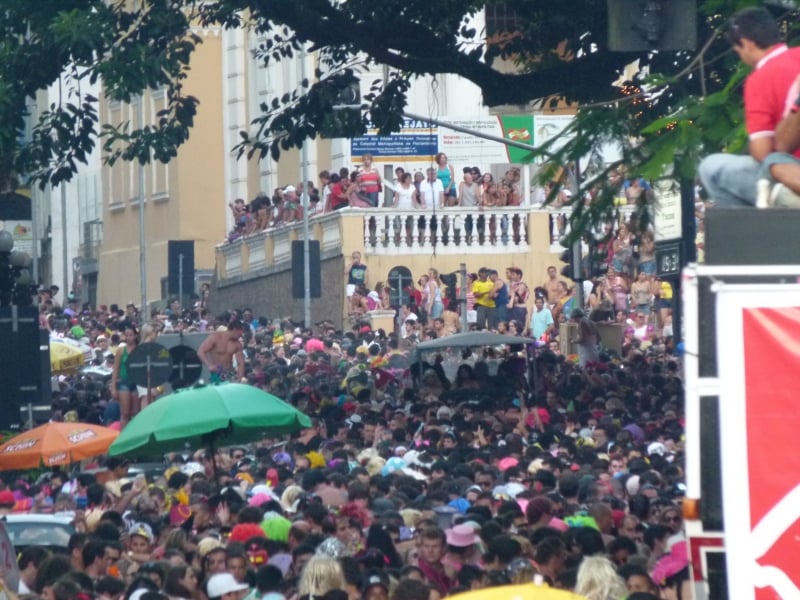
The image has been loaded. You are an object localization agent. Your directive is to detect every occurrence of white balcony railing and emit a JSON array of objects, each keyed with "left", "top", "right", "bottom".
[
  {"left": 217, "top": 206, "right": 581, "bottom": 281},
  {"left": 357, "top": 207, "right": 530, "bottom": 255}
]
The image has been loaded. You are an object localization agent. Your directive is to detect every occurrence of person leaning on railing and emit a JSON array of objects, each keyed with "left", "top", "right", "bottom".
[{"left": 327, "top": 173, "right": 349, "bottom": 211}]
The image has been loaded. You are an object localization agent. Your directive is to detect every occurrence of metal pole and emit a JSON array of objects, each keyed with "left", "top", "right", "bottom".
[
  {"left": 137, "top": 96, "right": 147, "bottom": 315},
  {"left": 60, "top": 185, "right": 68, "bottom": 297},
  {"left": 459, "top": 262, "right": 467, "bottom": 331},
  {"left": 301, "top": 49, "right": 311, "bottom": 327},
  {"left": 673, "top": 179, "right": 696, "bottom": 345},
  {"left": 31, "top": 187, "right": 39, "bottom": 285},
  {"left": 572, "top": 160, "right": 584, "bottom": 309},
  {"left": 178, "top": 253, "right": 184, "bottom": 311},
  {"left": 682, "top": 267, "right": 701, "bottom": 500},
  {"left": 572, "top": 239, "right": 584, "bottom": 309}
]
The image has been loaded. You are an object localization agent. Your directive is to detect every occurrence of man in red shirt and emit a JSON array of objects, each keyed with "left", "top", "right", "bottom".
[
  {"left": 762, "top": 82, "right": 800, "bottom": 204},
  {"left": 698, "top": 7, "right": 800, "bottom": 207}
]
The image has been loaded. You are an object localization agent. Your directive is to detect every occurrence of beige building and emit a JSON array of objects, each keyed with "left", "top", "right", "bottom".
[
  {"left": 213, "top": 206, "right": 571, "bottom": 328},
  {"left": 98, "top": 28, "right": 226, "bottom": 305},
  {"left": 96, "top": 26, "right": 345, "bottom": 306},
  {"left": 94, "top": 19, "right": 576, "bottom": 311}
]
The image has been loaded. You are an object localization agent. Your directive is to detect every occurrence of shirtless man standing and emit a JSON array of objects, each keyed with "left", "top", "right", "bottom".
[
  {"left": 198, "top": 321, "right": 246, "bottom": 383},
  {"left": 543, "top": 266, "right": 563, "bottom": 307}
]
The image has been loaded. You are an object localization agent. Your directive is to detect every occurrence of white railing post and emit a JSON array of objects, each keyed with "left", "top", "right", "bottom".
[{"left": 363, "top": 215, "right": 371, "bottom": 250}]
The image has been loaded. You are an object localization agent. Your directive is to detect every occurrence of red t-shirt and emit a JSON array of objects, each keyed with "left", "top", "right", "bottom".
[
  {"left": 330, "top": 182, "right": 348, "bottom": 208},
  {"left": 744, "top": 44, "right": 800, "bottom": 158}
]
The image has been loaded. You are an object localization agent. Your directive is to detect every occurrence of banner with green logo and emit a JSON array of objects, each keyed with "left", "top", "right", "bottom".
[{"left": 498, "top": 115, "right": 535, "bottom": 163}]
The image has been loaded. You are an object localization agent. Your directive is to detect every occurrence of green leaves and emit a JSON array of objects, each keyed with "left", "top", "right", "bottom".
[
  {"left": 0, "top": 0, "right": 200, "bottom": 189},
  {"left": 1, "top": 0, "right": 796, "bottom": 228},
  {"left": 102, "top": 91, "right": 198, "bottom": 167}
]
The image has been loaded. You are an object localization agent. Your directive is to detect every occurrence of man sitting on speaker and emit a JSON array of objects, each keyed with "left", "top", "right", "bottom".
[
  {"left": 759, "top": 84, "right": 800, "bottom": 205},
  {"left": 698, "top": 7, "right": 800, "bottom": 207},
  {"left": 198, "top": 321, "right": 247, "bottom": 384}
]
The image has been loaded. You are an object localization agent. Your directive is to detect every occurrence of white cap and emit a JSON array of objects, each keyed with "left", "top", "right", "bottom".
[
  {"left": 436, "top": 406, "right": 453, "bottom": 420},
  {"left": 284, "top": 185, "right": 296, "bottom": 193},
  {"left": 405, "top": 313, "right": 418, "bottom": 322},
  {"left": 207, "top": 573, "right": 249, "bottom": 598}
]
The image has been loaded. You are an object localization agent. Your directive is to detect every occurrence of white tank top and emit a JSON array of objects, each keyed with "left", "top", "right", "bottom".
[
  {"left": 461, "top": 182, "right": 479, "bottom": 207},
  {"left": 396, "top": 185, "right": 415, "bottom": 210}
]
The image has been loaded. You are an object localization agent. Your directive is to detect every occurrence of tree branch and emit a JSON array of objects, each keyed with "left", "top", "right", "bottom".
[{"left": 249, "top": 0, "right": 625, "bottom": 106}]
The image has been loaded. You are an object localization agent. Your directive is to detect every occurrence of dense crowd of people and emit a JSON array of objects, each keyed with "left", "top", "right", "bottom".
[
  {"left": 20, "top": 5, "right": 800, "bottom": 599},
  {"left": 345, "top": 225, "right": 674, "bottom": 361},
  {"left": 15, "top": 255, "right": 690, "bottom": 600},
  {"left": 28, "top": 56, "right": 692, "bottom": 600}
]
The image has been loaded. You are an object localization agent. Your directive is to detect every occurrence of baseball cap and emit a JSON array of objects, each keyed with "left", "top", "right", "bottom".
[
  {"left": 128, "top": 522, "right": 154, "bottom": 544},
  {"left": 361, "top": 572, "right": 389, "bottom": 594},
  {"left": 284, "top": 185, "right": 296, "bottom": 193},
  {"left": 207, "top": 573, "right": 249, "bottom": 598}
]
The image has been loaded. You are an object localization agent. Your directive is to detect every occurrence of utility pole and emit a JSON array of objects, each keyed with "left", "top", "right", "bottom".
[
  {"left": 137, "top": 95, "right": 147, "bottom": 316},
  {"left": 300, "top": 48, "right": 311, "bottom": 328},
  {"left": 178, "top": 253, "right": 184, "bottom": 311}
]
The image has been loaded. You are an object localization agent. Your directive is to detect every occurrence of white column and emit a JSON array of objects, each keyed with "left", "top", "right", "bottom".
[{"left": 222, "top": 26, "right": 249, "bottom": 232}]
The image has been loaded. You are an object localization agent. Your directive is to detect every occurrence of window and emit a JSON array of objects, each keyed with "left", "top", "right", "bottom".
[
  {"left": 151, "top": 89, "right": 169, "bottom": 200},
  {"left": 107, "top": 102, "right": 127, "bottom": 207},
  {"left": 387, "top": 266, "right": 413, "bottom": 308},
  {"left": 485, "top": 2, "right": 520, "bottom": 37}
]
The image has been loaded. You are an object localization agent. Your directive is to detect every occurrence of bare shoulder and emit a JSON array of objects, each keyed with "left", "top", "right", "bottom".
[{"left": 200, "top": 332, "right": 219, "bottom": 347}]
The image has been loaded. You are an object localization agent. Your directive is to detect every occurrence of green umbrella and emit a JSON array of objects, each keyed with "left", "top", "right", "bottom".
[{"left": 108, "top": 383, "right": 311, "bottom": 457}]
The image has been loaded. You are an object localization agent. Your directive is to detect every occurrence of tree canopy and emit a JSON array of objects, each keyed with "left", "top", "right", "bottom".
[{"left": 1, "top": 0, "right": 798, "bottom": 224}]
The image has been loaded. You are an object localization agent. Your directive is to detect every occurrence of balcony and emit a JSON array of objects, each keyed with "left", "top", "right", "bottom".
[
  {"left": 212, "top": 205, "right": 630, "bottom": 325},
  {"left": 215, "top": 206, "right": 561, "bottom": 283}
]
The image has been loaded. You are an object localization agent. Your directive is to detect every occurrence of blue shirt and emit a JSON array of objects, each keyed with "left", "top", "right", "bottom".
[{"left": 530, "top": 308, "right": 554, "bottom": 339}]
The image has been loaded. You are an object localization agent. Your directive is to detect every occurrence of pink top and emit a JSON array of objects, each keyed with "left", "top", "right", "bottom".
[{"left": 360, "top": 169, "right": 381, "bottom": 194}]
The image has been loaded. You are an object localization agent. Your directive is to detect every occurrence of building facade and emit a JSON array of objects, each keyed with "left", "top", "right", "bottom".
[{"left": 77, "top": 14, "right": 571, "bottom": 309}]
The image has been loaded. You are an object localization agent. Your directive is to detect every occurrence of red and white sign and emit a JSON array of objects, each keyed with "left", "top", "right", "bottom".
[{"left": 717, "top": 285, "right": 800, "bottom": 600}]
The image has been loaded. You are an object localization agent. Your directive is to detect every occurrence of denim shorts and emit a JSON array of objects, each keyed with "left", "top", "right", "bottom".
[{"left": 116, "top": 380, "right": 135, "bottom": 392}]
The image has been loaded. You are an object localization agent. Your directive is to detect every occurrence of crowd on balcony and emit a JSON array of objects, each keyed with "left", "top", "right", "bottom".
[{"left": 224, "top": 153, "right": 534, "bottom": 243}]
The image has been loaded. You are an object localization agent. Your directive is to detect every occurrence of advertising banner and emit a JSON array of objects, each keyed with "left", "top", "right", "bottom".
[
  {"left": 350, "top": 114, "right": 581, "bottom": 172},
  {"left": 717, "top": 285, "right": 800, "bottom": 600}
]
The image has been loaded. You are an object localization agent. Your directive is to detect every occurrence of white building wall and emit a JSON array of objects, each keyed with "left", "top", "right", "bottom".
[
  {"left": 222, "top": 27, "right": 250, "bottom": 233},
  {"left": 46, "top": 75, "right": 103, "bottom": 300}
]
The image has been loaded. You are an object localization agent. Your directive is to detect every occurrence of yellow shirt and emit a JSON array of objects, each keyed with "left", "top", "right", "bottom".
[
  {"left": 473, "top": 280, "right": 496, "bottom": 308},
  {"left": 660, "top": 281, "right": 673, "bottom": 300}
]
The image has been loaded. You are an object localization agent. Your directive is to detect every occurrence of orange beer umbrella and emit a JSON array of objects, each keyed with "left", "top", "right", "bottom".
[{"left": 0, "top": 422, "right": 119, "bottom": 470}]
